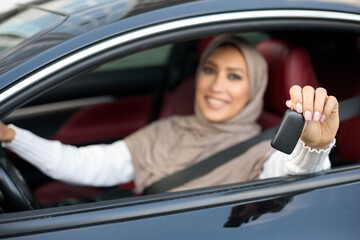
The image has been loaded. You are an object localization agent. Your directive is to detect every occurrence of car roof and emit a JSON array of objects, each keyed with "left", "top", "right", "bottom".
[{"left": 28, "top": 0, "right": 360, "bottom": 16}]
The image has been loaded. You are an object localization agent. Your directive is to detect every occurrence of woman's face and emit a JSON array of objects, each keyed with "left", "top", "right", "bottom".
[{"left": 196, "top": 45, "right": 250, "bottom": 122}]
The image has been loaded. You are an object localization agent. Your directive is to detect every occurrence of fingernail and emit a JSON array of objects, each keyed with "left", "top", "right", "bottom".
[
  {"left": 305, "top": 110, "right": 312, "bottom": 121},
  {"left": 320, "top": 114, "right": 326, "bottom": 122},
  {"left": 296, "top": 103, "right": 303, "bottom": 113},
  {"left": 313, "top": 111, "right": 320, "bottom": 122},
  {"left": 286, "top": 100, "right": 291, "bottom": 108}
]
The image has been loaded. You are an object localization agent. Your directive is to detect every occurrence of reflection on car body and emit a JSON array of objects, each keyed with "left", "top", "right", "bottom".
[{"left": 224, "top": 195, "right": 293, "bottom": 228}]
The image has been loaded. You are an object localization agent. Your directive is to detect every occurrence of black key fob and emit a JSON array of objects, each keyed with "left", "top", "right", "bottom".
[{"left": 271, "top": 109, "right": 305, "bottom": 154}]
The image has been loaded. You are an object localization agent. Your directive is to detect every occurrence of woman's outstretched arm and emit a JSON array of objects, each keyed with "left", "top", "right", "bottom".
[{"left": 1, "top": 123, "right": 134, "bottom": 186}]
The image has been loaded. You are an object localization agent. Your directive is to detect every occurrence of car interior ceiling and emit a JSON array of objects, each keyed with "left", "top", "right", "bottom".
[{"left": 3, "top": 29, "right": 359, "bottom": 207}]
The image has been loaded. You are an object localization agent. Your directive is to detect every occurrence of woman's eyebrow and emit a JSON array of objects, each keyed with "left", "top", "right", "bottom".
[
  {"left": 203, "top": 60, "right": 217, "bottom": 66},
  {"left": 204, "top": 61, "right": 245, "bottom": 73},
  {"left": 226, "top": 67, "right": 245, "bottom": 73}
]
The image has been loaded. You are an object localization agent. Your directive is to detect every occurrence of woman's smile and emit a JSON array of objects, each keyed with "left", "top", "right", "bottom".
[{"left": 205, "top": 96, "right": 229, "bottom": 109}]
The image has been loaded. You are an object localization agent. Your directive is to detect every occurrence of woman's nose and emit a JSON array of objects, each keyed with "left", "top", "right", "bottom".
[{"left": 210, "top": 74, "right": 226, "bottom": 92}]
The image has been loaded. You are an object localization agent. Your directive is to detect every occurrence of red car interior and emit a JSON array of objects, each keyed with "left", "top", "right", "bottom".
[
  {"left": 34, "top": 37, "right": 358, "bottom": 204},
  {"left": 257, "top": 39, "right": 319, "bottom": 129},
  {"left": 313, "top": 37, "right": 360, "bottom": 164},
  {"left": 51, "top": 96, "right": 154, "bottom": 144}
]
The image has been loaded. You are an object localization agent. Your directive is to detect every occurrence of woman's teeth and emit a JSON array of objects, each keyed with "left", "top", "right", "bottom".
[{"left": 207, "top": 97, "right": 226, "bottom": 106}]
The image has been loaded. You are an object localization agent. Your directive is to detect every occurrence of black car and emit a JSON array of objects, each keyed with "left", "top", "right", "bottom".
[{"left": 0, "top": 0, "right": 359, "bottom": 239}]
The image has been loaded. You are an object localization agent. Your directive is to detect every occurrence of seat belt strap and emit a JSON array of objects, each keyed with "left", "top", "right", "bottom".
[
  {"left": 339, "top": 96, "right": 360, "bottom": 122},
  {"left": 143, "top": 95, "right": 360, "bottom": 195}
]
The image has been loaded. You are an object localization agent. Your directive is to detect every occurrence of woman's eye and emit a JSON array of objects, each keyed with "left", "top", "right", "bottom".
[
  {"left": 203, "top": 67, "right": 215, "bottom": 74},
  {"left": 228, "top": 73, "right": 242, "bottom": 80}
]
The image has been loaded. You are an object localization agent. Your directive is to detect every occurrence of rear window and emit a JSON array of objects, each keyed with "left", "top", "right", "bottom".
[
  {"left": 94, "top": 45, "right": 173, "bottom": 72},
  {"left": 0, "top": 8, "right": 65, "bottom": 56}
]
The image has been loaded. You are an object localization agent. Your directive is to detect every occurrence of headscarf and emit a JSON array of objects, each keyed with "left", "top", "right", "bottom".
[{"left": 125, "top": 36, "right": 275, "bottom": 194}]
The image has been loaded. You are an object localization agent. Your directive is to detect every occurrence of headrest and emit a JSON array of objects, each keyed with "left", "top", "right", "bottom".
[
  {"left": 166, "top": 40, "right": 197, "bottom": 90},
  {"left": 257, "top": 39, "right": 319, "bottom": 115},
  {"left": 197, "top": 36, "right": 217, "bottom": 59}
]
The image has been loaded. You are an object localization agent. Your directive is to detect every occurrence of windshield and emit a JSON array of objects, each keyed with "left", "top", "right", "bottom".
[{"left": 0, "top": 7, "right": 65, "bottom": 55}]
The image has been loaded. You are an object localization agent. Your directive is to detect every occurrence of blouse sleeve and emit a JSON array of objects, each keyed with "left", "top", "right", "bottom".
[
  {"left": 2, "top": 125, "right": 134, "bottom": 187},
  {"left": 259, "top": 138, "right": 334, "bottom": 179}
]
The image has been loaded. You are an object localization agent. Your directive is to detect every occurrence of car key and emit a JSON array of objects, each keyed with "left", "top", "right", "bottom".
[{"left": 271, "top": 109, "right": 305, "bottom": 154}]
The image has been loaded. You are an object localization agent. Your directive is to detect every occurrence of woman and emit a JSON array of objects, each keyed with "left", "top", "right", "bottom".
[{"left": 0, "top": 36, "right": 338, "bottom": 194}]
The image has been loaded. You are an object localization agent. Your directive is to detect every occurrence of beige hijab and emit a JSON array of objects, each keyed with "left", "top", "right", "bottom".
[{"left": 125, "top": 36, "right": 275, "bottom": 194}]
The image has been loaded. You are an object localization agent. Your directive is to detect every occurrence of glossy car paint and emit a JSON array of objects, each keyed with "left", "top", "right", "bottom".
[{"left": 2, "top": 167, "right": 360, "bottom": 239}]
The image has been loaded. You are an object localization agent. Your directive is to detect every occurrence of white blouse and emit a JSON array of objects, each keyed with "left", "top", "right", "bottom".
[{"left": 4, "top": 124, "right": 333, "bottom": 187}]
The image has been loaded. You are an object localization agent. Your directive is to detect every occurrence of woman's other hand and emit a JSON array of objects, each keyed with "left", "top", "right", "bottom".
[
  {"left": 0, "top": 121, "right": 15, "bottom": 142},
  {"left": 286, "top": 85, "right": 339, "bottom": 150}
]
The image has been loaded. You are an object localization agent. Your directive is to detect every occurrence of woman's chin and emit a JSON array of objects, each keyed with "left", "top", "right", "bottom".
[{"left": 202, "top": 111, "right": 230, "bottom": 122}]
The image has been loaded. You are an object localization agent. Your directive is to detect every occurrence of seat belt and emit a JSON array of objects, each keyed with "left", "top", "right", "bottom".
[
  {"left": 143, "top": 95, "right": 360, "bottom": 195},
  {"left": 338, "top": 96, "right": 360, "bottom": 122}
]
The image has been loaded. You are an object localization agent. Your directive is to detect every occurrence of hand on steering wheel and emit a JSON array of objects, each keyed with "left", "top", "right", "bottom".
[{"left": 0, "top": 146, "right": 40, "bottom": 211}]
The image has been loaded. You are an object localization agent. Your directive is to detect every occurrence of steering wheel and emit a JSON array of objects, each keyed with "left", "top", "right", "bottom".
[{"left": 0, "top": 146, "right": 40, "bottom": 211}]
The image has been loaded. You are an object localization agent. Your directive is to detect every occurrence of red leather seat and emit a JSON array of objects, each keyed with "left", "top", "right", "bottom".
[
  {"left": 258, "top": 39, "right": 319, "bottom": 113},
  {"left": 312, "top": 38, "right": 360, "bottom": 164},
  {"left": 52, "top": 96, "right": 154, "bottom": 144},
  {"left": 256, "top": 39, "right": 319, "bottom": 129},
  {"left": 159, "top": 76, "right": 195, "bottom": 118},
  {"left": 336, "top": 117, "right": 360, "bottom": 163}
]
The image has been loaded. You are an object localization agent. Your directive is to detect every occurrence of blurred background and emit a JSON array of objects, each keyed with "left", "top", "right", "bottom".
[{"left": 1, "top": 0, "right": 33, "bottom": 15}]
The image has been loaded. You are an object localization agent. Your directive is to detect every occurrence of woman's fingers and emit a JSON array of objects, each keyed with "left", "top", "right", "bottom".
[
  {"left": 286, "top": 100, "right": 292, "bottom": 108},
  {"left": 287, "top": 85, "right": 339, "bottom": 149},
  {"left": 0, "top": 121, "right": 15, "bottom": 142},
  {"left": 313, "top": 87, "right": 327, "bottom": 122},
  {"left": 287, "top": 85, "right": 335, "bottom": 122},
  {"left": 302, "top": 86, "right": 315, "bottom": 121},
  {"left": 289, "top": 85, "right": 303, "bottom": 113},
  {"left": 322, "top": 96, "right": 338, "bottom": 120}
]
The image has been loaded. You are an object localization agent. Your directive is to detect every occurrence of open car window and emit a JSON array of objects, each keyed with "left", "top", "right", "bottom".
[{"left": 1, "top": 28, "right": 359, "bottom": 213}]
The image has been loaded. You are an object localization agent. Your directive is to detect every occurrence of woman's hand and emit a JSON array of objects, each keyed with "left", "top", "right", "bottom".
[
  {"left": 0, "top": 121, "right": 15, "bottom": 143},
  {"left": 286, "top": 85, "right": 339, "bottom": 150}
]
